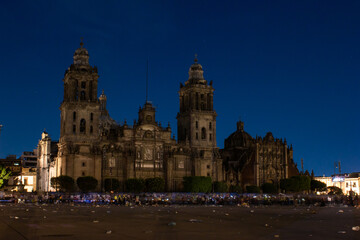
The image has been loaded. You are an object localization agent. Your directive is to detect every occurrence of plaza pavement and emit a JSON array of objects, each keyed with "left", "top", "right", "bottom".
[{"left": 0, "top": 204, "right": 359, "bottom": 240}]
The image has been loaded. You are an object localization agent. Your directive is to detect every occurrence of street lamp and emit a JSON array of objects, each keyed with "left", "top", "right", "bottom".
[{"left": 0, "top": 124, "right": 3, "bottom": 136}]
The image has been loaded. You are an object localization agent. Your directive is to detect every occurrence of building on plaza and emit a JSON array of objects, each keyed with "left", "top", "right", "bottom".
[
  {"left": 37, "top": 42, "right": 298, "bottom": 192},
  {"left": 315, "top": 174, "right": 360, "bottom": 195}
]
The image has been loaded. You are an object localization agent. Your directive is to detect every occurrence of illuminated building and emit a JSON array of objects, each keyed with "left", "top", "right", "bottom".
[{"left": 315, "top": 174, "right": 360, "bottom": 195}]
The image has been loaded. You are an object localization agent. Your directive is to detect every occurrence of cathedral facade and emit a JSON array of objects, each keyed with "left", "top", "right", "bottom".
[
  {"left": 50, "top": 42, "right": 298, "bottom": 192},
  {"left": 54, "top": 43, "right": 222, "bottom": 191}
]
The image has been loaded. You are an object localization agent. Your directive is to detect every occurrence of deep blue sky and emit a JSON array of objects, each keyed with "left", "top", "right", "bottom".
[{"left": 0, "top": 1, "right": 359, "bottom": 176}]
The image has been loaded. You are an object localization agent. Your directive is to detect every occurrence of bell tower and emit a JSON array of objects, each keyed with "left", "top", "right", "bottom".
[
  {"left": 60, "top": 41, "right": 101, "bottom": 142},
  {"left": 57, "top": 41, "right": 103, "bottom": 188},
  {"left": 177, "top": 56, "right": 221, "bottom": 180},
  {"left": 177, "top": 55, "right": 217, "bottom": 147}
]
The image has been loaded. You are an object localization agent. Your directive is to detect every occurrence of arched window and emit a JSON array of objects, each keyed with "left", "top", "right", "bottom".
[
  {"left": 195, "top": 121, "right": 198, "bottom": 129},
  {"left": 209, "top": 122, "right": 212, "bottom": 130},
  {"left": 73, "top": 112, "right": 76, "bottom": 121},
  {"left": 90, "top": 113, "right": 93, "bottom": 121},
  {"left": 201, "top": 127, "right": 206, "bottom": 140},
  {"left": 80, "top": 119, "right": 86, "bottom": 133},
  {"left": 80, "top": 91, "right": 85, "bottom": 100},
  {"left": 90, "top": 126, "right": 93, "bottom": 134}
]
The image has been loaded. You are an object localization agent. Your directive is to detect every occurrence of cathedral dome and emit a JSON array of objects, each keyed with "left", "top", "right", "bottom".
[
  {"left": 187, "top": 55, "right": 206, "bottom": 84},
  {"left": 224, "top": 121, "right": 254, "bottom": 148},
  {"left": 73, "top": 41, "right": 89, "bottom": 66}
]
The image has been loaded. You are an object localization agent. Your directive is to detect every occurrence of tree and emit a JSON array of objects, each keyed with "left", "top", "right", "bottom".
[
  {"left": 280, "top": 176, "right": 311, "bottom": 193},
  {"left": 213, "top": 181, "right": 229, "bottom": 193},
  {"left": 76, "top": 176, "right": 98, "bottom": 192},
  {"left": 53, "top": 175, "right": 75, "bottom": 192},
  {"left": 145, "top": 177, "right": 165, "bottom": 192},
  {"left": 229, "top": 184, "right": 242, "bottom": 193},
  {"left": 183, "top": 176, "right": 212, "bottom": 193},
  {"left": 246, "top": 185, "right": 261, "bottom": 193},
  {"left": 0, "top": 165, "right": 11, "bottom": 189},
  {"left": 297, "top": 175, "right": 311, "bottom": 192},
  {"left": 327, "top": 186, "right": 343, "bottom": 195},
  {"left": 104, "top": 178, "right": 120, "bottom": 192},
  {"left": 261, "top": 183, "right": 278, "bottom": 194},
  {"left": 125, "top": 178, "right": 145, "bottom": 192},
  {"left": 50, "top": 177, "right": 59, "bottom": 191},
  {"left": 310, "top": 180, "right": 327, "bottom": 192}
]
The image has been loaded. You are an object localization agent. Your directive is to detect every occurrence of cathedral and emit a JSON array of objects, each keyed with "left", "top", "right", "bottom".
[{"left": 47, "top": 42, "right": 298, "bottom": 192}]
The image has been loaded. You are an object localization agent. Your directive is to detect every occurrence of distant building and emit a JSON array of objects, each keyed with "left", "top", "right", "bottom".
[
  {"left": 17, "top": 167, "right": 37, "bottom": 192},
  {"left": 0, "top": 152, "right": 39, "bottom": 192},
  {"left": 222, "top": 121, "right": 299, "bottom": 189},
  {"left": 20, "top": 151, "right": 38, "bottom": 168},
  {"left": 0, "top": 155, "right": 22, "bottom": 191},
  {"left": 315, "top": 175, "right": 360, "bottom": 195}
]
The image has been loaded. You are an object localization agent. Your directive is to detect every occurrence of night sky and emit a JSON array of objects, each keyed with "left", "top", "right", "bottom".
[{"left": 0, "top": 1, "right": 359, "bottom": 176}]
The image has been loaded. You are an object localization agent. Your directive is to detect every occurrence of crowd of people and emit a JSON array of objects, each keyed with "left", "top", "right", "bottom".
[{"left": 1, "top": 192, "right": 359, "bottom": 207}]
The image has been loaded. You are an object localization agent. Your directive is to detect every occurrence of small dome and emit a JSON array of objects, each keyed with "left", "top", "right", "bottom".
[
  {"left": 187, "top": 55, "right": 206, "bottom": 84},
  {"left": 73, "top": 41, "right": 89, "bottom": 66}
]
